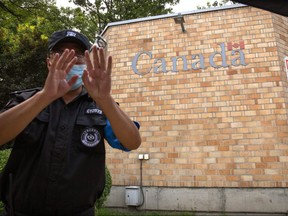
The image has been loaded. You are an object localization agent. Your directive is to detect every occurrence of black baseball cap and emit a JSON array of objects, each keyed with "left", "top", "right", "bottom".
[{"left": 48, "top": 29, "right": 92, "bottom": 52}]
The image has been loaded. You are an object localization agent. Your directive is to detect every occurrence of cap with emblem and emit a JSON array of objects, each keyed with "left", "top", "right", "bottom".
[{"left": 48, "top": 29, "right": 92, "bottom": 52}]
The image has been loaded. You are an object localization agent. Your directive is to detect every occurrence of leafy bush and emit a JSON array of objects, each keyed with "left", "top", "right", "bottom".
[
  {"left": 96, "top": 166, "right": 112, "bottom": 209},
  {"left": 0, "top": 149, "right": 112, "bottom": 213},
  {"left": 0, "top": 149, "right": 11, "bottom": 213}
]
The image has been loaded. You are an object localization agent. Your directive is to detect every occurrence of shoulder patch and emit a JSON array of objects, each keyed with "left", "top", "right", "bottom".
[{"left": 85, "top": 108, "right": 103, "bottom": 115}]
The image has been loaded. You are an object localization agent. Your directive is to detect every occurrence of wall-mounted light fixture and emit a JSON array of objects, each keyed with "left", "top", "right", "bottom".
[{"left": 173, "top": 13, "right": 186, "bottom": 33}]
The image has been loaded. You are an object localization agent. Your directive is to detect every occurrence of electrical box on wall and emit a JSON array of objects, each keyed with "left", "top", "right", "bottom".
[{"left": 125, "top": 186, "right": 142, "bottom": 206}]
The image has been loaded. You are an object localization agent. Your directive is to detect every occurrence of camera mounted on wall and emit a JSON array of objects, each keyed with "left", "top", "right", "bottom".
[
  {"left": 94, "top": 35, "right": 107, "bottom": 50},
  {"left": 89, "top": 34, "right": 108, "bottom": 67}
]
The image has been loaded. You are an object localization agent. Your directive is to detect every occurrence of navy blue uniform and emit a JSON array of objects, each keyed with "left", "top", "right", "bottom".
[{"left": 0, "top": 88, "right": 132, "bottom": 216}]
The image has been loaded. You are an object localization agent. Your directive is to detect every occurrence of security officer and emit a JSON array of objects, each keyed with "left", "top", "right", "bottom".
[{"left": 0, "top": 29, "right": 141, "bottom": 216}]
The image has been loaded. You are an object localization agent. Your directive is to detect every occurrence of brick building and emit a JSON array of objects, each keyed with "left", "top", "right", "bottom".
[{"left": 101, "top": 4, "right": 288, "bottom": 214}]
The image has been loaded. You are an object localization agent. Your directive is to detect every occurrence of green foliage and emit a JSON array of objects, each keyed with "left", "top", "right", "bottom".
[
  {"left": 197, "top": 0, "right": 236, "bottom": 9},
  {"left": 71, "top": 0, "right": 180, "bottom": 33},
  {"left": 96, "top": 166, "right": 112, "bottom": 210},
  {"left": 0, "top": 23, "right": 48, "bottom": 108},
  {"left": 0, "top": 149, "right": 12, "bottom": 213},
  {"left": 0, "top": 0, "right": 183, "bottom": 108},
  {"left": 0, "top": 0, "right": 89, "bottom": 108},
  {"left": 0, "top": 0, "right": 54, "bottom": 22}
]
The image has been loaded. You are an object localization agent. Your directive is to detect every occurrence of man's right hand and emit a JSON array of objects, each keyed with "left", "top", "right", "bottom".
[
  {"left": 42, "top": 49, "right": 78, "bottom": 102},
  {"left": 0, "top": 49, "right": 78, "bottom": 145}
]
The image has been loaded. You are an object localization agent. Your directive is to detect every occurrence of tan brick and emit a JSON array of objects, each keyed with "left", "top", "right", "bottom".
[{"left": 105, "top": 6, "right": 288, "bottom": 188}]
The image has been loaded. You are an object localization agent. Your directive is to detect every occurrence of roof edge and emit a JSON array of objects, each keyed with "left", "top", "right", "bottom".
[{"left": 100, "top": 4, "right": 248, "bottom": 36}]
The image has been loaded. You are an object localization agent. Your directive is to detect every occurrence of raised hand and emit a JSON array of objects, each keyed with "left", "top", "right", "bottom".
[
  {"left": 43, "top": 49, "right": 78, "bottom": 101},
  {"left": 82, "top": 45, "right": 112, "bottom": 104},
  {"left": 82, "top": 46, "right": 141, "bottom": 150}
]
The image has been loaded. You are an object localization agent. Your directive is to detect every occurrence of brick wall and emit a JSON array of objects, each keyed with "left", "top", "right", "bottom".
[{"left": 104, "top": 5, "right": 288, "bottom": 188}]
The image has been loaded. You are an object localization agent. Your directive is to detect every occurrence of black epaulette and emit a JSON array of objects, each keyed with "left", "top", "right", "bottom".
[
  {"left": 3, "top": 87, "right": 42, "bottom": 109},
  {"left": 5, "top": 87, "right": 42, "bottom": 107},
  {"left": 9, "top": 87, "right": 42, "bottom": 97}
]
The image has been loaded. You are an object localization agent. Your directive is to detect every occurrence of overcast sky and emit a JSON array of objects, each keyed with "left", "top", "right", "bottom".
[{"left": 56, "top": 0, "right": 208, "bottom": 13}]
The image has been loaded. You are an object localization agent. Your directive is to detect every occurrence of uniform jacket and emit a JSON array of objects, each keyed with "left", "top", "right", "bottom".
[{"left": 0, "top": 87, "right": 135, "bottom": 216}]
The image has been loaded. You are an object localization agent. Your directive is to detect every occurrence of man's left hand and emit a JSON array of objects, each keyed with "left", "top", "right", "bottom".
[{"left": 82, "top": 46, "right": 112, "bottom": 104}]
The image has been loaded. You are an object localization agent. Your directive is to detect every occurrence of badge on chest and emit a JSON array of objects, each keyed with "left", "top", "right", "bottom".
[{"left": 81, "top": 128, "right": 101, "bottom": 147}]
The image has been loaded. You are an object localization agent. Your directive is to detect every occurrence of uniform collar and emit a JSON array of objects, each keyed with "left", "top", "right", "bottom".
[{"left": 78, "top": 86, "right": 94, "bottom": 102}]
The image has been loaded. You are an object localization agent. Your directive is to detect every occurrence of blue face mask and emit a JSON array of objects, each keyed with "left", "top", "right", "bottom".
[{"left": 66, "top": 64, "right": 86, "bottom": 90}]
